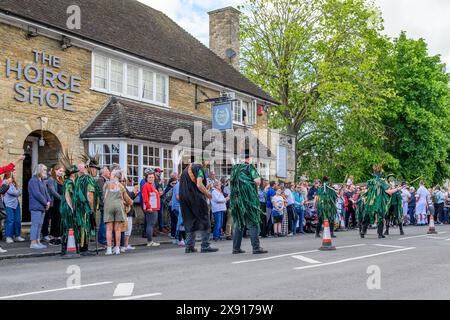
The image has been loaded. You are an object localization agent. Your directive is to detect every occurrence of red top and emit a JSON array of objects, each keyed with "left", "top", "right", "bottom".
[
  {"left": 0, "top": 163, "right": 15, "bottom": 175},
  {"left": 142, "top": 182, "right": 161, "bottom": 212}
]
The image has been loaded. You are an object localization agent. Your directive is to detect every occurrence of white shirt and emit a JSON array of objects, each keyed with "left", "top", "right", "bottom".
[
  {"left": 416, "top": 186, "right": 429, "bottom": 204},
  {"left": 284, "top": 188, "right": 295, "bottom": 206},
  {"left": 401, "top": 188, "right": 411, "bottom": 203}
]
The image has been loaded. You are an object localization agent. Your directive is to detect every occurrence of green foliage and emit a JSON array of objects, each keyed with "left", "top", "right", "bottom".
[{"left": 240, "top": 0, "right": 450, "bottom": 184}]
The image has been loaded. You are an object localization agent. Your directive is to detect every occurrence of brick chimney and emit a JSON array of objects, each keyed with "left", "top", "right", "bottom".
[{"left": 208, "top": 7, "right": 241, "bottom": 71}]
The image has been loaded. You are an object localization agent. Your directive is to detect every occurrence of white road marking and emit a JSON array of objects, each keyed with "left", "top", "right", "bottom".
[
  {"left": 0, "top": 281, "right": 113, "bottom": 300},
  {"left": 399, "top": 232, "right": 447, "bottom": 240},
  {"left": 294, "top": 247, "right": 416, "bottom": 271},
  {"left": 426, "top": 236, "right": 449, "bottom": 240},
  {"left": 292, "top": 255, "right": 322, "bottom": 264},
  {"left": 372, "top": 244, "right": 406, "bottom": 249},
  {"left": 113, "top": 293, "right": 162, "bottom": 300},
  {"left": 113, "top": 283, "right": 135, "bottom": 297},
  {"left": 232, "top": 244, "right": 366, "bottom": 264}
]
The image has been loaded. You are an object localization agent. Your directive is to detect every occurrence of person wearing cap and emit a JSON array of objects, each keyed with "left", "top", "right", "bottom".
[
  {"left": 73, "top": 154, "right": 101, "bottom": 256},
  {"left": 179, "top": 155, "right": 218, "bottom": 253},
  {"left": 230, "top": 150, "right": 268, "bottom": 255}
]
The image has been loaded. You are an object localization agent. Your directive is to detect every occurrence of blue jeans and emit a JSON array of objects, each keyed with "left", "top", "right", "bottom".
[
  {"left": 408, "top": 207, "right": 415, "bottom": 225},
  {"left": 266, "top": 207, "right": 273, "bottom": 236},
  {"left": 294, "top": 207, "right": 305, "bottom": 235},
  {"left": 442, "top": 207, "right": 449, "bottom": 224},
  {"left": 98, "top": 208, "right": 107, "bottom": 245},
  {"left": 213, "top": 211, "right": 224, "bottom": 240},
  {"left": 5, "top": 205, "right": 21, "bottom": 238},
  {"left": 30, "top": 210, "right": 45, "bottom": 241}
]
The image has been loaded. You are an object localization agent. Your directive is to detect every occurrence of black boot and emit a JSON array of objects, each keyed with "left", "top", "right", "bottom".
[
  {"left": 378, "top": 223, "right": 385, "bottom": 239},
  {"left": 399, "top": 223, "right": 404, "bottom": 236}
]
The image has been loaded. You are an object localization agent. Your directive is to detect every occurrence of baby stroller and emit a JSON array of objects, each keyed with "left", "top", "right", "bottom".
[{"left": 304, "top": 204, "right": 317, "bottom": 233}]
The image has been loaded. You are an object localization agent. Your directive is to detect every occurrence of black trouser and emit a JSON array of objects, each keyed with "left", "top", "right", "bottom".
[
  {"left": 316, "top": 217, "right": 335, "bottom": 237},
  {"left": 233, "top": 222, "right": 261, "bottom": 252},
  {"left": 49, "top": 204, "right": 61, "bottom": 238},
  {"left": 287, "top": 204, "right": 295, "bottom": 234},
  {"left": 385, "top": 205, "right": 403, "bottom": 235},
  {"left": 41, "top": 210, "right": 51, "bottom": 238},
  {"left": 259, "top": 203, "right": 267, "bottom": 237},
  {"left": 435, "top": 203, "right": 444, "bottom": 223},
  {"left": 360, "top": 214, "right": 384, "bottom": 236},
  {"left": 169, "top": 207, "right": 178, "bottom": 238},
  {"left": 345, "top": 204, "right": 356, "bottom": 228}
]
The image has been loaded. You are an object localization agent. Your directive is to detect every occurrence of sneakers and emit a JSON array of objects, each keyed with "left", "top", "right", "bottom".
[
  {"left": 125, "top": 245, "right": 136, "bottom": 251},
  {"left": 147, "top": 241, "right": 160, "bottom": 247},
  {"left": 232, "top": 249, "right": 246, "bottom": 254},
  {"left": 201, "top": 247, "right": 219, "bottom": 253},
  {"left": 15, "top": 236, "right": 26, "bottom": 242},
  {"left": 114, "top": 246, "right": 121, "bottom": 255},
  {"left": 6, "top": 237, "right": 14, "bottom": 244},
  {"left": 30, "top": 244, "right": 47, "bottom": 249},
  {"left": 105, "top": 247, "right": 113, "bottom": 255},
  {"left": 0, "top": 247, "right": 7, "bottom": 253},
  {"left": 288, "top": 233, "right": 293, "bottom": 237},
  {"left": 43, "top": 236, "right": 51, "bottom": 242},
  {"left": 178, "top": 240, "right": 186, "bottom": 247}
]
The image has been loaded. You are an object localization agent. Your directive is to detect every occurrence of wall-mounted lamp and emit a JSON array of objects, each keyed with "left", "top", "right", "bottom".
[
  {"left": 38, "top": 117, "right": 48, "bottom": 148},
  {"left": 60, "top": 36, "right": 72, "bottom": 50},
  {"left": 26, "top": 26, "right": 38, "bottom": 39}
]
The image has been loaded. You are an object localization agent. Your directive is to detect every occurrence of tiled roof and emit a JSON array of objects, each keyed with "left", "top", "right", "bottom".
[
  {"left": 0, "top": 0, "right": 277, "bottom": 104},
  {"left": 80, "top": 97, "right": 273, "bottom": 158}
]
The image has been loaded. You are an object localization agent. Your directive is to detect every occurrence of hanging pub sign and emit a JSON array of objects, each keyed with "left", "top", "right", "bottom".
[
  {"left": 212, "top": 101, "right": 233, "bottom": 131},
  {"left": 3, "top": 50, "right": 81, "bottom": 111}
]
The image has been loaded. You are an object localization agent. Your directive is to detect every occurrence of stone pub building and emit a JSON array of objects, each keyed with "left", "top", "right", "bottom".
[{"left": 0, "top": 0, "right": 295, "bottom": 224}]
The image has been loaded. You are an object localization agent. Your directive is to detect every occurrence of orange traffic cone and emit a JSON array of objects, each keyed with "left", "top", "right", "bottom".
[
  {"left": 427, "top": 214, "right": 438, "bottom": 234},
  {"left": 319, "top": 218, "right": 336, "bottom": 251},
  {"left": 62, "top": 229, "right": 80, "bottom": 259}
]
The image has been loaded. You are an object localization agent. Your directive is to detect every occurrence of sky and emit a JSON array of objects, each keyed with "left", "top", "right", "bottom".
[{"left": 138, "top": 0, "right": 450, "bottom": 70}]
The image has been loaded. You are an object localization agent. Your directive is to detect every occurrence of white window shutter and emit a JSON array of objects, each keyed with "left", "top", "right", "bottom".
[{"left": 277, "top": 146, "right": 288, "bottom": 178}]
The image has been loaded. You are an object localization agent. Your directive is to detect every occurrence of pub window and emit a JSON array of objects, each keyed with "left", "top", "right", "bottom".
[
  {"left": 143, "top": 145, "right": 161, "bottom": 168},
  {"left": 92, "top": 52, "right": 169, "bottom": 107},
  {"left": 155, "top": 73, "right": 166, "bottom": 104},
  {"left": 92, "top": 143, "right": 120, "bottom": 168},
  {"left": 258, "top": 160, "right": 270, "bottom": 180},
  {"left": 127, "top": 144, "right": 139, "bottom": 186},
  {"left": 142, "top": 69, "right": 154, "bottom": 101},
  {"left": 110, "top": 59, "right": 124, "bottom": 93},
  {"left": 94, "top": 54, "right": 108, "bottom": 90},
  {"left": 127, "top": 64, "right": 139, "bottom": 97},
  {"left": 233, "top": 100, "right": 242, "bottom": 123},
  {"left": 277, "top": 145, "right": 288, "bottom": 178},
  {"left": 163, "top": 149, "right": 173, "bottom": 178}
]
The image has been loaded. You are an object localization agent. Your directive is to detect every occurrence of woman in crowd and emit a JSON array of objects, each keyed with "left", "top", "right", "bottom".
[
  {"left": 258, "top": 181, "right": 268, "bottom": 237},
  {"left": 171, "top": 179, "right": 185, "bottom": 246},
  {"left": 415, "top": 181, "right": 429, "bottom": 226},
  {"left": 103, "top": 169, "right": 132, "bottom": 255},
  {"left": 293, "top": 184, "right": 305, "bottom": 235},
  {"left": 120, "top": 177, "right": 139, "bottom": 251},
  {"left": 28, "top": 164, "right": 50, "bottom": 250},
  {"left": 0, "top": 176, "right": 12, "bottom": 252},
  {"left": 164, "top": 177, "right": 178, "bottom": 240},
  {"left": 211, "top": 181, "right": 229, "bottom": 241},
  {"left": 142, "top": 171, "right": 161, "bottom": 247},
  {"left": 223, "top": 178, "right": 233, "bottom": 241},
  {"left": 2, "top": 171, "right": 25, "bottom": 243},
  {"left": 280, "top": 186, "right": 289, "bottom": 236},
  {"left": 47, "top": 164, "right": 64, "bottom": 246},
  {"left": 336, "top": 188, "right": 346, "bottom": 229},
  {"left": 271, "top": 187, "right": 284, "bottom": 237}
]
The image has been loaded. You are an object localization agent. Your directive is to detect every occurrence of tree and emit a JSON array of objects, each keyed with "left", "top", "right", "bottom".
[
  {"left": 382, "top": 32, "right": 450, "bottom": 185},
  {"left": 240, "top": 0, "right": 394, "bottom": 181}
]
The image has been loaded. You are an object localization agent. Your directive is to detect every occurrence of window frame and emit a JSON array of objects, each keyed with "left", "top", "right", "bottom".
[{"left": 91, "top": 52, "right": 169, "bottom": 108}]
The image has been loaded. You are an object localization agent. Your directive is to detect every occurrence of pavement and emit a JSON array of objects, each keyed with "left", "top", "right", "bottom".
[
  {"left": 1, "top": 224, "right": 450, "bottom": 300},
  {"left": 0, "top": 234, "right": 173, "bottom": 260}
]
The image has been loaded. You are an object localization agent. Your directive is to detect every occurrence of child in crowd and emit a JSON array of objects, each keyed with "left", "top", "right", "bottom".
[{"left": 271, "top": 188, "right": 285, "bottom": 237}]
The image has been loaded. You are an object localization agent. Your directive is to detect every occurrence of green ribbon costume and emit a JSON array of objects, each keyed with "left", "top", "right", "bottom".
[
  {"left": 316, "top": 182, "right": 337, "bottom": 221},
  {"left": 73, "top": 174, "right": 100, "bottom": 247},
  {"left": 60, "top": 178, "right": 80, "bottom": 242},
  {"left": 387, "top": 190, "right": 403, "bottom": 222},
  {"left": 230, "top": 163, "right": 262, "bottom": 232},
  {"left": 365, "top": 176, "right": 390, "bottom": 224}
]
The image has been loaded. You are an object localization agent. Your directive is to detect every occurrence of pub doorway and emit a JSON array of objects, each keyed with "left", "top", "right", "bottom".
[{"left": 22, "top": 131, "right": 62, "bottom": 222}]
